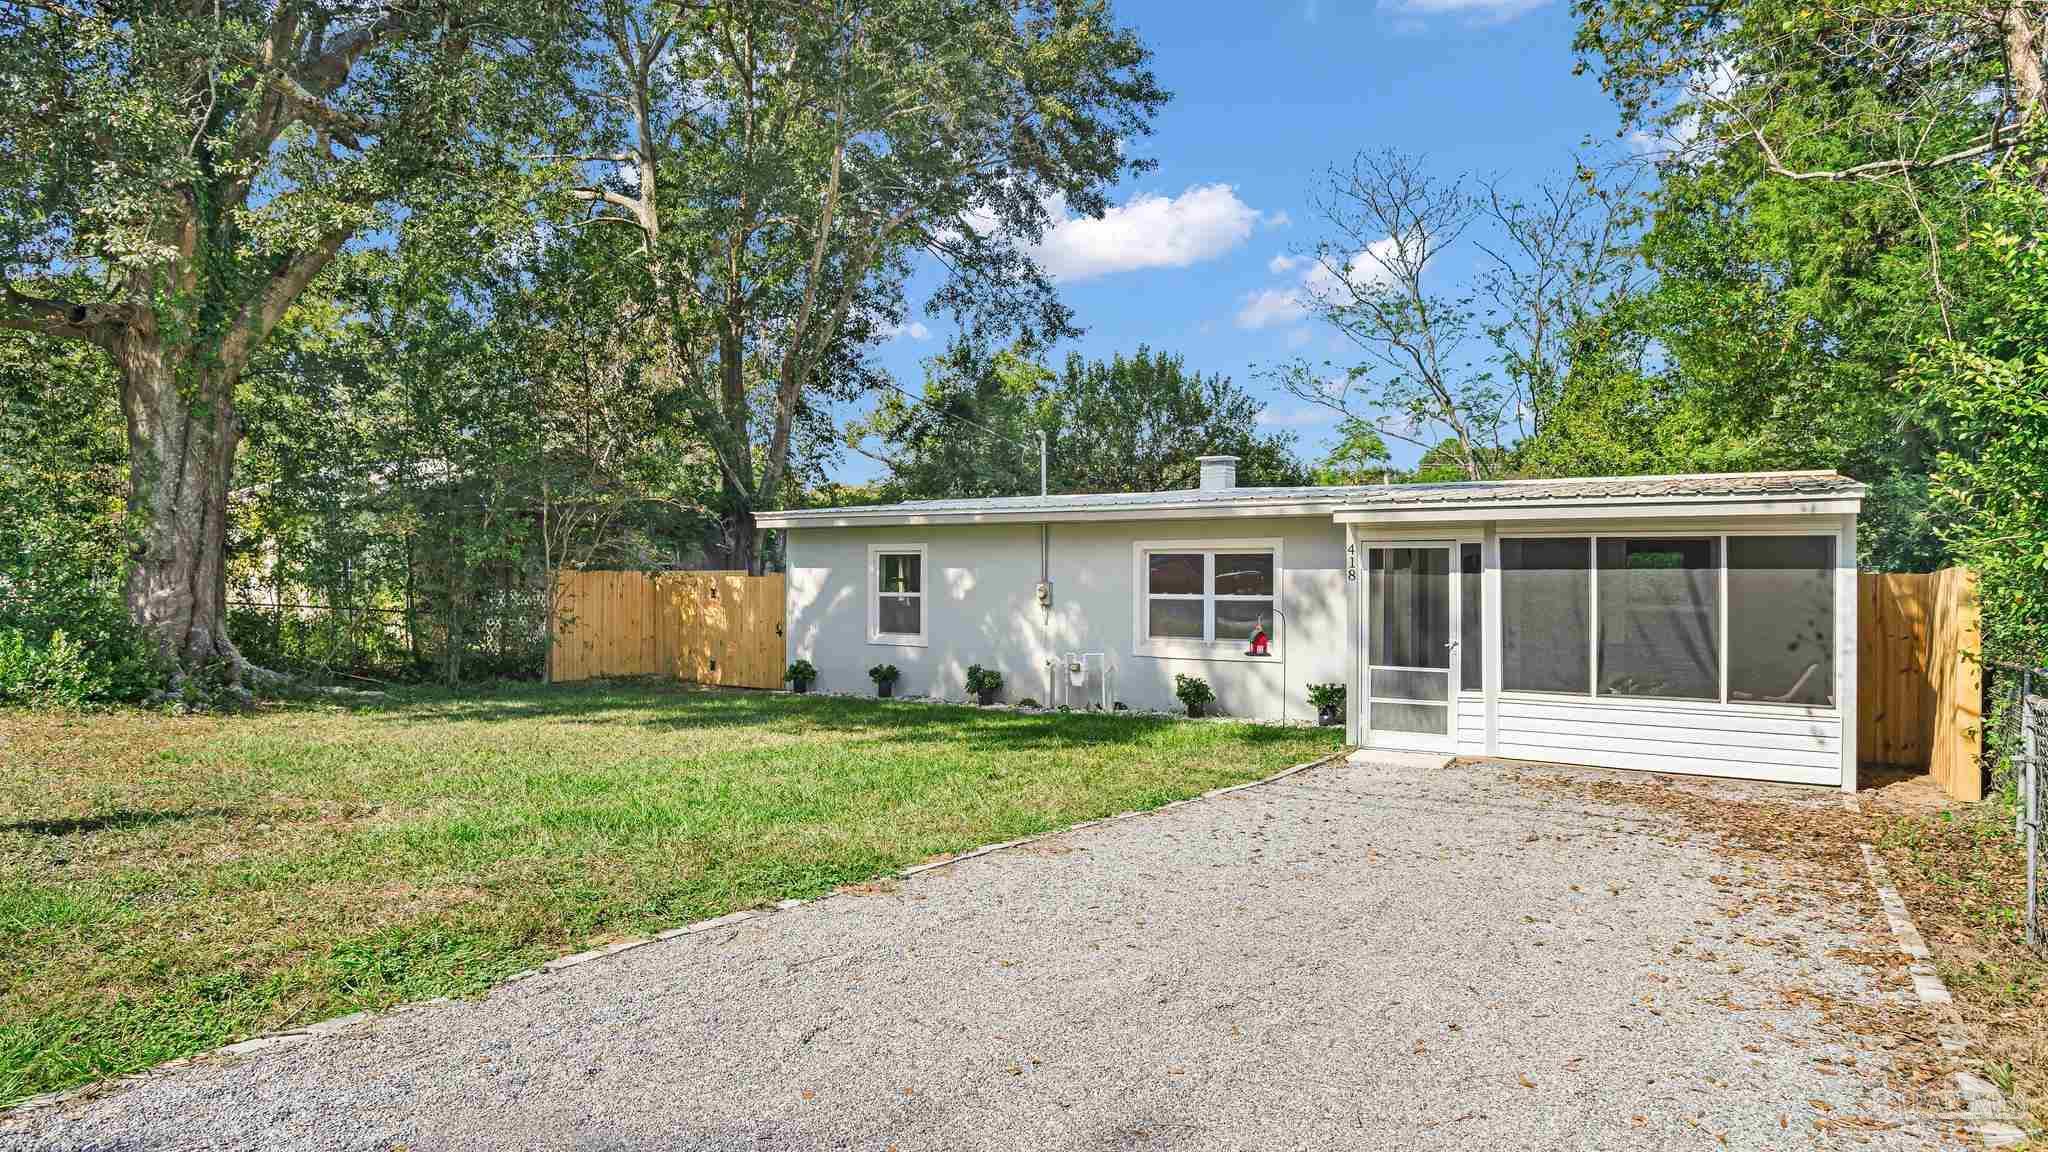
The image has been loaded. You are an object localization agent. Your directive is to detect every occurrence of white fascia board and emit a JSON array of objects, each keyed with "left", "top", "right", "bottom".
[
  {"left": 1332, "top": 495, "right": 1862, "bottom": 524},
  {"left": 754, "top": 501, "right": 1353, "bottom": 530}
]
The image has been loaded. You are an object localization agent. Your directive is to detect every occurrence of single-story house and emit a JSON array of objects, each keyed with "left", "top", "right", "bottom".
[{"left": 755, "top": 458, "right": 1864, "bottom": 791}]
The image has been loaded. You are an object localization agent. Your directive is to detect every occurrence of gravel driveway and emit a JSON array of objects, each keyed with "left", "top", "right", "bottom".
[{"left": 2, "top": 755, "right": 1963, "bottom": 1151}]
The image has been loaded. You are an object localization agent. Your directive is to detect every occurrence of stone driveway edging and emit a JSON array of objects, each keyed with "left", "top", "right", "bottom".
[
  {"left": 1845, "top": 795, "right": 2032, "bottom": 1147},
  {"left": 0, "top": 748, "right": 1352, "bottom": 1123}
]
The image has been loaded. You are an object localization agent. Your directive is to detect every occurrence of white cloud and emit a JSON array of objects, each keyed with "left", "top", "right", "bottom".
[
  {"left": 1257, "top": 405, "right": 1336, "bottom": 428},
  {"left": 1265, "top": 210, "right": 1293, "bottom": 230},
  {"left": 1238, "top": 237, "right": 1405, "bottom": 330},
  {"left": 880, "top": 319, "right": 931, "bottom": 341},
  {"left": 1285, "top": 326, "right": 1314, "bottom": 349},
  {"left": 1235, "top": 287, "right": 1309, "bottom": 330},
  {"left": 1033, "top": 184, "right": 1262, "bottom": 282},
  {"left": 1303, "top": 237, "right": 1402, "bottom": 300}
]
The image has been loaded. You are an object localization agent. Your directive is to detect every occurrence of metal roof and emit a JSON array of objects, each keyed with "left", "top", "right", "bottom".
[{"left": 754, "top": 470, "right": 1865, "bottom": 528}]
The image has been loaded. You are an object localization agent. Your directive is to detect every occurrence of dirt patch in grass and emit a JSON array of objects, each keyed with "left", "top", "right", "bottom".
[
  {"left": 0, "top": 683, "right": 1341, "bottom": 1106},
  {"left": 1872, "top": 798, "right": 2048, "bottom": 1131}
]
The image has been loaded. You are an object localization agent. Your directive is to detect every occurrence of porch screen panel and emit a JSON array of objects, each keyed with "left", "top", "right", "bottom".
[
  {"left": 1459, "top": 543, "right": 1482, "bottom": 690},
  {"left": 1596, "top": 537, "right": 1719, "bottom": 700},
  {"left": 1368, "top": 547, "right": 1450, "bottom": 669},
  {"left": 1727, "top": 535, "right": 1836, "bottom": 706},
  {"left": 1500, "top": 538, "right": 1591, "bottom": 694}
]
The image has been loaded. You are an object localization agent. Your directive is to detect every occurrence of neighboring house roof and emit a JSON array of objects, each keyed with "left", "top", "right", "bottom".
[{"left": 753, "top": 470, "right": 1866, "bottom": 529}]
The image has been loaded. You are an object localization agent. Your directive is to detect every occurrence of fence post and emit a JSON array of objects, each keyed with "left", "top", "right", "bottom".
[{"left": 2026, "top": 668, "right": 2039, "bottom": 951}]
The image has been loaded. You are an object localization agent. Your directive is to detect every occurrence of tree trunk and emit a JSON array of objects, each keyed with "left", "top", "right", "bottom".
[
  {"left": 726, "top": 505, "right": 760, "bottom": 574},
  {"left": 113, "top": 324, "right": 251, "bottom": 687}
]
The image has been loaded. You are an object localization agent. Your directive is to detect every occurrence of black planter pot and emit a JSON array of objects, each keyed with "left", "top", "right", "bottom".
[
  {"left": 975, "top": 688, "right": 998, "bottom": 706},
  {"left": 1317, "top": 703, "right": 1341, "bottom": 727},
  {"left": 1185, "top": 703, "right": 1205, "bottom": 718},
  {"left": 876, "top": 681, "right": 895, "bottom": 698},
  {"left": 791, "top": 681, "right": 811, "bottom": 694}
]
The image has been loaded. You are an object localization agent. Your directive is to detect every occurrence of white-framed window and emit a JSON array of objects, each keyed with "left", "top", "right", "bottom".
[
  {"left": 867, "top": 543, "right": 928, "bottom": 647},
  {"left": 1132, "top": 539, "right": 1282, "bottom": 658}
]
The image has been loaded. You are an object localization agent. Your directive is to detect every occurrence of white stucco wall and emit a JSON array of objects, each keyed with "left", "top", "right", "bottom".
[{"left": 784, "top": 516, "right": 1350, "bottom": 720}]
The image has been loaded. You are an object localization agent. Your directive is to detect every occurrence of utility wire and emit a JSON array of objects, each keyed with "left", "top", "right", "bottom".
[{"left": 873, "top": 375, "right": 1036, "bottom": 452}]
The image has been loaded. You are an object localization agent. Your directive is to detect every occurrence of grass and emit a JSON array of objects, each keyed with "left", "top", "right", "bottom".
[
  {"left": 1873, "top": 800, "right": 2048, "bottom": 1132},
  {"left": 0, "top": 681, "right": 1340, "bottom": 1106}
]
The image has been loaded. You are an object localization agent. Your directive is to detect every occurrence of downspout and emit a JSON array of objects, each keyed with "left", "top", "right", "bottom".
[{"left": 1041, "top": 520, "right": 1053, "bottom": 706}]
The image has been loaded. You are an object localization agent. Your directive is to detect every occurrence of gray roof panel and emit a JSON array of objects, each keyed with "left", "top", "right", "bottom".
[{"left": 760, "top": 471, "right": 1865, "bottom": 525}]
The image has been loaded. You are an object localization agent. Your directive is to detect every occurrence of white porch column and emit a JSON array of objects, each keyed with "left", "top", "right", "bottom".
[{"left": 1838, "top": 512, "right": 1860, "bottom": 793}]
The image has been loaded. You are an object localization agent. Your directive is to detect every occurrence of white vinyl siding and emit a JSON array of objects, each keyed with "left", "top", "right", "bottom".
[
  {"left": 1492, "top": 697, "right": 1842, "bottom": 786},
  {"left": 1457, "top": 695, "right": 1487, "bottom": 757}
]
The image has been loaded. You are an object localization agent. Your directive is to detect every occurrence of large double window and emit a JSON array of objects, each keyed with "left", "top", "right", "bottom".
[
  {"left": 1500, "top": 533, "right": 1836, "bottom": 706},
  {"left": 1138, "top": 542, "right": 1278, "bottom": 650}
]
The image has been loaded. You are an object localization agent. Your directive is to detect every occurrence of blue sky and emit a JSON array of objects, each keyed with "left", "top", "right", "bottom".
[{"left": 841, "top": 0, "right": 1629, "bottom": 484}]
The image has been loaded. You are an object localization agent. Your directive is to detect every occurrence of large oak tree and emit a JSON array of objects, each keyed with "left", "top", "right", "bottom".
[
  {"left": 0, "top": 2, "right": 564, "bottom": 687},
  {"left": 559, "top": 0, "right": 1166, "bottom": 572}
]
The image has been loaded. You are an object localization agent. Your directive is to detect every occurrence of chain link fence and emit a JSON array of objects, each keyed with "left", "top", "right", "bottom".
[{"left": 1990, "top": 663, "right": 2048, "bottom": 956}]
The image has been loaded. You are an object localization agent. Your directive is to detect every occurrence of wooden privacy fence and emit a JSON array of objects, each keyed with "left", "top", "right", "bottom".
[
  {"left": 1858, "top": 568, "right": 1982, "bottom": 800},
  {"left": 548, "top": 570, "right": 787, "bottom": 690}
]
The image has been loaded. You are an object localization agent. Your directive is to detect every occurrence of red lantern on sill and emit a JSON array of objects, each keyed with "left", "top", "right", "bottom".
[{"left": 1245, "top": 629, "right": 1271, "bottom": 657}]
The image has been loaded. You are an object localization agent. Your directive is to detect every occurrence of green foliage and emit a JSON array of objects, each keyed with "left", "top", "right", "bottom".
[
  {"left": 0, "top": 631, "right": 94, "bottom": 710},
  {"left": 0, "top": 334, "right": 157, "bottom": 702},
  {"left": 1313, "top": 419, "right": 1394, "bottom": 485},
  {"left": 1559, "top": 0, "right": 2008, "bottom": 569},
  {"left": 1912, "top": 180, "right": 2048, "bottom": 664},
  {"left": 965, "top": 665, "right": 1004, "bottom": 700},
  {"left": 1173, "top": 674, "right": 1215, "bottom": 712},
  {"left": 786, "top": 660, "right": 818, "bottom": 689},
  {"left": 1306, "top": 682, "right": 1347, "bottom": 710},
  {"left": 868, "top": 664, "right": 901, "bottom": 686},
  {"left": 553, "top": 0, "right": 1168, "bottom": 565},
  {"left": 857, "top": 342, "right": 1306, "bottom": 499}
]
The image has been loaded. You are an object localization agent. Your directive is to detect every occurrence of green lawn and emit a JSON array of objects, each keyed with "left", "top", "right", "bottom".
[{"left": 0, "top": 683, "right": 1341, "bottom": 1105}]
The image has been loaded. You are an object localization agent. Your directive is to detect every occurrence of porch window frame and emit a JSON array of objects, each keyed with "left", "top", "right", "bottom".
[{"left": 1492, "top": 526, "right": 1841, "bottom": 714}]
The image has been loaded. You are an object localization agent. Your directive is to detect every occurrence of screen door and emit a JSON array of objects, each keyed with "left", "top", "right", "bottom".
[{"left": 1364, "top": 544, "right": 1458, "bottom": 751}]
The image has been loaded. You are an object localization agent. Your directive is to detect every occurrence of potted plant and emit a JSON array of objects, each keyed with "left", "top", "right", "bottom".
[
  {"left": 786, "top": 659, "right": 817, "bottom": 693},
  {"left": 1307, "top": 682, "right": 1345, "bottom": 727},
  {"left": 1174, "top": 673, "right": 1215, "bottom": 719},
  {"left": 965, "top": 664, "right": 1003, "bottom": 706},
  {"left": 868, "top": 663, "right": 900, "bottom": 698}
]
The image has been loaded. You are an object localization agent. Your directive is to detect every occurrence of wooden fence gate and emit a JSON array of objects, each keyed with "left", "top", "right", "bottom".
[
  {"left": 1858, "top": 568, "right": 1982, "bottom": 800},
  {"left": 548, "top": 570, "right": 787, "bottom": 690}
]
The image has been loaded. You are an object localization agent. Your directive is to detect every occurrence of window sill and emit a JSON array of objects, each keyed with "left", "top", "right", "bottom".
[
  {"left": 1133, "top": 642, "right": 1282, "bottom": 663},
  {"left": 867, "top": 633, "right": 929, "bottom": 649}
]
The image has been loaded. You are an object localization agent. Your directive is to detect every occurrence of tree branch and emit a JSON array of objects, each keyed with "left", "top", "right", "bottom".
[{"left": 0, "top": 272, "right": 129, "bottom": 345}]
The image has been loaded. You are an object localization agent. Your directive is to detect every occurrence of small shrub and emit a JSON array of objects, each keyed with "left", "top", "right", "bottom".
[
  {"left": 0, "top": 629, "right": 98, "bottom": 709},
  {"left": 965, "top": 664, "right": 1003, "bottom": 703},
  {"left": 785, "top": 659, "right": 817, "bottom": 691},
  {"left": 1017, "top": 697, "right": 1040, "bottom": 709},
  {"left": 1174, "top": 673, "right": 1215, "bottom": 717},
  {"left": 867, "top": 663, "right": 899, "bottom": 685},
  {"left": 1306, "top": 682, "right": 1346, "bottom": 709}
]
